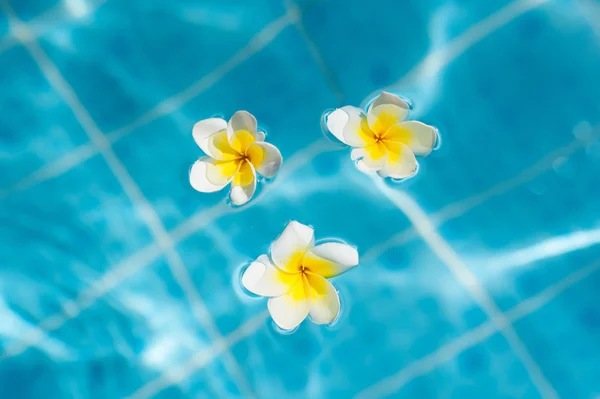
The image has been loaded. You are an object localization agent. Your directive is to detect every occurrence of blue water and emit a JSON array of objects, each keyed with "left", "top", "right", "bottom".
[{"left": 1, "top": 0, "right": 600, "bottom": 398}]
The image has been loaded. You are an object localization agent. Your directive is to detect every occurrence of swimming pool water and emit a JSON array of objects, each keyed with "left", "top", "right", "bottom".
[{"left": 1, "top": 0, "right": 600, "bottom": 398}]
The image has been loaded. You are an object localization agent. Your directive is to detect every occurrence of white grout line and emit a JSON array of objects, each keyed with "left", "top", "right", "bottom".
[
  {"left": 0, "top": 238, "right": 164, "bottom": 360},
  {"left": 372, "top": 178, "right": 559, "bottom": 399},
  {"left": 356, "top": 258, "right": 600, "bottom": 398},
  {"left": 125, "top": 311, "right": 269, "bottom": 399},
  {"left": 170, "top": 140, "right": 336, "bottom": 242},
  {"left": 2, "top": 123, "right": 592, "bottom": 364},
  {"left": 392, "top": 0, "right": 548, "bottom": 88},
  {"left": 362, "top": 128, "right": 600, "bottom": 263},
  {"left": 0, "top": 139, "right": 335, "bottom": 361},
  {"left": 0, "top": 10, "right": 294, "bottom": 198},
  {"left": 0, "top": 0, "right": 542, "bottom": 200},
  {"left": 578, "top": 0, "right": 600, "bottom": 39},
  {"left": 0, "top": 5, "right": 254, "bottom": 397},
  {"left": 105, "top": 11, "right": 296, "bottom": 143},
  {"left": 0, "top": 143, "right": 98, "bottom": 199},
  {"left": 284, "top": 0, "right": 345, "bottom": 105},
  {"left": 0, "top": 0, "right": 107, "bottom": 56}
]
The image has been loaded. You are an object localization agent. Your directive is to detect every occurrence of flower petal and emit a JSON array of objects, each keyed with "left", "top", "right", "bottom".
[
  {"left": 268, "top": 277, "right": 310, "bottom": 330},
  {"left": 303, "top": 242, "right": 359, "bottom": 278},
  {"left": 306, "top": 274, "right": 340, "bottom": 325},
  {"left": 368, "top": 92, "right": 410, "bottom": 116},
  {"left": 227, "top": 111, "right": 259, "bottom": 153},
  {"left": 378, "top": 141, "right": 417, "bottom": 179},
  {"left": 241, "top": 254, "right": 300, "bottom": 297},
  {"left": 255, "top": 131, "right": 266, "bottom": 142},
  {"left": 351, "top": 142, "right": 388, "bottom": 172},
  {"left": 326, "top": 106, "right": 376, "bottom": 147},
  {"left": 367, "top": 92, "right": 410, "bottom": 136},
  {"left": 193, "top": 118, "right": 239, "bottom": 160},
  {"left": 246, "top": 142, "right": 282, "bottom": 178},
  {"left": 230, "top": 161, "right": 256, "bottom": 206},
  {"left": 270, "top": 221, "right": 314, "bottom": 272},
  {"left": 189, "top": 157, "right": 236, "bottom": 193},
  {"left": 385, "top": 121, "right": 437, "bottom": 156}
]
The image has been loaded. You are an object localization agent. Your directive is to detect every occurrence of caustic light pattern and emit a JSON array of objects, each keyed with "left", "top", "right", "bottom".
[
  {"left": 189, "top": 111, "right": 283, "bottom": 206},
  {"left": 242, "top": 221, "right": 359, "bottom": 330},
  {"left": 326, "top": 91, "right": 438, "bottom": 179}
]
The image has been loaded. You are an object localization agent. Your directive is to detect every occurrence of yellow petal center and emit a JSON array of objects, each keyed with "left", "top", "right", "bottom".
[
  {"left": 276, "top": 250, "right": 338, "bottom": 302},
  {"left": 232, "top": 160, "right": 254, "bottom": 187},
  {"left": 230, "top": 130, "right": 256, "bottom": 154}
]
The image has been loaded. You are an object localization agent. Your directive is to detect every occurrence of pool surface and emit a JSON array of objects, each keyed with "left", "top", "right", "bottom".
[{"left": 1, "top": 0, "right": 600, "bottom": 398}]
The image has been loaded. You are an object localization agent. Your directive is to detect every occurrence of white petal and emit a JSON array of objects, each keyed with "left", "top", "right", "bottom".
[
  {"left": 268, "top": 278, "right": 310, "bottom": 330},
  {"left": 255, "top": 131, "right": 266, "bottom": 142},
  {"left": 304, "top": 242, "right": 359, "bottom": 278},
  {"left": 247, "top": 142, "right": 282, "bottom": 178},
  {"left": 192, "top": 118, "right": 233, "bottom": 159},
  {"left": 367, "top": 92, "right": 410, "bottom": 135},
  {"left": 378, "top": 142, "right": 417, "bottom": 179},
  {"left": 270, "top": 221, "right": 314, "bottom": 272},
  {"left": 351, "top": 143, "right": 387, "bottom": 173},
  {"left": 189, "top": 157, "right": 231, "bottom": 193},
  {"left": 227, "top": 110, "right": 257, "bottom": 138},
  {"left": 387, "top": 121, "right": 437, "bottom": 156},
  {"left": 230, "top": 161, "right": 256, "bottom": 206},
  {"left": 241, "top": 255, "right": 299, "bottom": 297},
  {"left": 307, "top": 274, "right": 340, "bottom": 325},
  {"left": 326, "top": 106, "right": 375, "bottom": 147},
  {"left": 367, "top": 91, "right": 410, "bottom": 119}
]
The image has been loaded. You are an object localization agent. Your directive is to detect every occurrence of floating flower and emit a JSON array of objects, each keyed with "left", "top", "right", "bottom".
[
  {"left": 326, "top": 91, "right": 438, "bottom": 179},
  {"left": 242, "top": 221, "right": 359, "bottom": 330},
  {"left": 189, "top": 111, "right": 283, "bottom": 206}
]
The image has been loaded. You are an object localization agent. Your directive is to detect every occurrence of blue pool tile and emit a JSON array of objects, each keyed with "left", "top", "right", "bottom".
[
  {"left": 0, "top": 46, "right": 90, "bottom": 190},
  {"left": 0, "top": 7, "right": 8, "bottom": 36},
  {"left": 0, "top": 257, "right": 227, "bottom": 399},
  {"left": 7, "top": 0, "right": 60, "bottom": 21},
  {"left": 176, "top": 25, "right": 339, "bottom": 156},
  {"left": 173, "top": 228, "right": 265, "bottom": 337},
  {"left": 393, "top": 332, "right": 544, "bottom": 399},
  {"left": 437, "top": 145, "right": 600, "bottom": 311},
  {"left": 37, "top": 0, "right": 285, "bottom": 133},
  {"left": 112, "top": 25, "right": 338, "bottom": 231},
  {"left": 0, "top": 157, "right": 154, "bottom": 344},
  {"left": 402, "top": 5, "right": 600, "bottom": 215},
  {"left": 110, "top": 114, "right": 227, "bottom": 233},
  {"left": 227, "top": 237, "right": 489, "bottom": 397},
  {"left": 298, "top": 0, "right": 510, "bottom": 104},
  {"left": 513, "top": 267, "right": 600, "bottom": 398}
]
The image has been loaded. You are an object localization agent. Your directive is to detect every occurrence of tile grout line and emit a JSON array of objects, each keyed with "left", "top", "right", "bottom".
[
  {"left": 283, "top": 0, "right": 345, "bottom": 106},
  {"left": 361, "top": 126, "right": 600, "bottom": 263},
  {"left": 0, "top": 0, "right": 584, "bottom": 387},
  {"left": 105, "top": 11, "right": 295, "bottom": 143},
  {"left": 355, "top": 258, "right": 600, "bottom": 398},
  {"left": 4, "top": 122, "right": 595, "bottom": 364},
  {"left": 387, "top": 0, "right": 549, "bottom": 91},
  {"left": 139, "top": 256, "right": 600, "bottom": 398},
  {"left": 0, "top": 0, "right": 107, "bottom": 55},
  {"left": 0, "top": 0, "right": 544, "bottom": 200},
  {"left": 125, "top": 311, "right": 270, "bottom": 399},
  {"left": 0, "top": 3, "right": 255, "bottom": 397},
  {"left": 0, "top": 140, "right": 336, "bottom": 361},
  {"left": 0, "top": 11, "right": 294, "bottom": 199},
  {"left": 371, "top": 178, "right": 559, "bottom": 399}
]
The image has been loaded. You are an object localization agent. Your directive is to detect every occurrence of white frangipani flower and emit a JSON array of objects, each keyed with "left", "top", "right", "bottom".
[
  {"left": 189, "top": 111, "right": 283, "bottom": 206},
  {"left": 242, "top": 221, "right": 359, "bottom": 331},
  {"left": 326, "top": 91, "right": 438, "bottom": 178}
]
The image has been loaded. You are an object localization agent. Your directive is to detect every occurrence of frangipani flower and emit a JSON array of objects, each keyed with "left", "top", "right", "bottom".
[
  {"left": 242, "top": 221, "right": 359, "bottom": 330},
  {"left": 189, "top": 111, "right": 283, "bottom": 206},
  {"left": 326, "top": 91, "right": 438, "bottom": 179}
]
